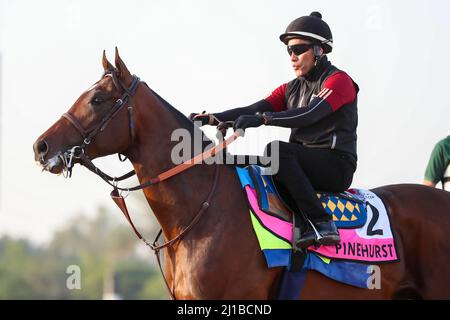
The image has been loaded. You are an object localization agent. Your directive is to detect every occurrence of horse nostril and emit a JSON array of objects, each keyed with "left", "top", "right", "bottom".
[{"left": 35, "top": 140, "right": 49, "bottom": 157}]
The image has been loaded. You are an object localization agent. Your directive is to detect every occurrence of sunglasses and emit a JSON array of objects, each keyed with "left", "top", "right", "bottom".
[{"left": 287, "top": 44, "right": 313, "bottom": 56}]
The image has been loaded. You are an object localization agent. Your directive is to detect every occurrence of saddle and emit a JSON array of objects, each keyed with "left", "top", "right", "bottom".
[{"left": 245, "top": 165, "right": 367, "bottom": 229}]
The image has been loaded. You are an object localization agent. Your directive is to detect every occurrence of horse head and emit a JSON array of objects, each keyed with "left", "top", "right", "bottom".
[{"left": 33, "top": 48, "right": 139, "bottom": 176}]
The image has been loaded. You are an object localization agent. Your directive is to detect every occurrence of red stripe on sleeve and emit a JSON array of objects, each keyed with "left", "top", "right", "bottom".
[
  {"left": 264, "top": 83, "right": 287, "bottom": 112},
  {"left": 322, "top": 72, "right": 356, "bottom": 112}
]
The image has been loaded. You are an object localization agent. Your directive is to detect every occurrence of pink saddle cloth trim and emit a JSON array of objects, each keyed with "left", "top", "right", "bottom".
[{"left": 245, "top": 185, "right": 398, "bottom": 263}]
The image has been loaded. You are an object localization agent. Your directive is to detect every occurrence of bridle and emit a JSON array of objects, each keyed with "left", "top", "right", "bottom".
[
  {"left": 60, "top": 71, "right": 140, "bottom": 178},
  {"left": 57, "top": 70, "right": 241, "bottom": 299}
]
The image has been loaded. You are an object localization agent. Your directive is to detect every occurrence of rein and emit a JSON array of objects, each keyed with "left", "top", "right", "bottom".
[{"left": 59, "top": 71, "right": 241, "bottom": 299}]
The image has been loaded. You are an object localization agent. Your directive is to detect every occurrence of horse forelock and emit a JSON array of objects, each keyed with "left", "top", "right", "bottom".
[{"left": 102, "top": 70, "right": 122, "bottom": 92}]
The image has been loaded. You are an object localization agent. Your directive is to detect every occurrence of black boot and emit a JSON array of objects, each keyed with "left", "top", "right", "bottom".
[
  {"left": 294, "top": 229, "right": 316, "bottom": 250},
  {"left": 313, "top": 220, "right": 340, "bottom": 246},
  {"left": 292, "top": 212, "right": 315, "bottom": 251}
]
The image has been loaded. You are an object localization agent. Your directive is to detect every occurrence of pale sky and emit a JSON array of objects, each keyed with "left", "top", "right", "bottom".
[{"left": 1, "top": 0, "right": 449, "bottom": 244}]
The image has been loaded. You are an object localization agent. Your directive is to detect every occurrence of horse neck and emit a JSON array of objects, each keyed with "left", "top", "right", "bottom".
[{"left": 126, "top": 85, "right": 217, "bottom": 238}]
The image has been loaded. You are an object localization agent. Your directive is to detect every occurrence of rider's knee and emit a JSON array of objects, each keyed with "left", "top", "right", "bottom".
[{"left": 264, "top": 140, "right": 287, "bottom": 156}]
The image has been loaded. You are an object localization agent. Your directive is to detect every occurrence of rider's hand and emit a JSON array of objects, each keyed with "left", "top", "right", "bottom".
[
  {"left": 233, "top": 114, "right": 265, "bottom": 132},
  {"left": 189, "top": 112, "right": 218, "bottom": 126}
]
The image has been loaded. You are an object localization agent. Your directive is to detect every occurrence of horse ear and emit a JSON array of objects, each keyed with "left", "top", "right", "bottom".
[
  {"left": 102, "top": 50, "right": 114, "bottom": 72},
  {"left": 114, "top": 47, "right": 132, "bottom": 85}
]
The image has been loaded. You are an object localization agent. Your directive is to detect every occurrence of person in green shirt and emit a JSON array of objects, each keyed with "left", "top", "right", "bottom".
[{"left": 423, "top": 134, "right": 450, "bottom": 191}]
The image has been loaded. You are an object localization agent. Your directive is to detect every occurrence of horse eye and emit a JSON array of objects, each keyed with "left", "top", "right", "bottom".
[{"left": 91, "top": 97, "right": 104, "bottom": 105}]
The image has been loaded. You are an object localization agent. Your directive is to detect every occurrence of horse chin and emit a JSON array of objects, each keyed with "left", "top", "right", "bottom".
[{"left": 40, "top": 155, "right": 65, "bottom": 175}]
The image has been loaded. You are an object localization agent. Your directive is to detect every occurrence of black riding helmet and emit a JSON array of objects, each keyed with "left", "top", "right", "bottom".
[{"left": 280, "top": 11, "right": 333, "bottom": 54}]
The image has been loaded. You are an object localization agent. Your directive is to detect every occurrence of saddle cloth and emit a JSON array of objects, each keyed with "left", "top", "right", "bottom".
[
  {"left": 246, "top": 165, "right": 368, "bottom": 229},
  {"left": 235, "top": 166, "right": 399, "bottom": 265}
]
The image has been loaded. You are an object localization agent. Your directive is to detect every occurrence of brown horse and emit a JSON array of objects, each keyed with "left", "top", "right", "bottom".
[{"left": 33, "top": 49, "right": 450, "bottom": 299}]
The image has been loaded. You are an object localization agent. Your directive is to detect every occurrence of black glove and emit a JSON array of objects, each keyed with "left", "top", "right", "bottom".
[
  {"left": 189, "top": 112, "right": 213, "bottom": 126},
  {"left": 233, "top": 114, "right": 265, "bottom": 132}
]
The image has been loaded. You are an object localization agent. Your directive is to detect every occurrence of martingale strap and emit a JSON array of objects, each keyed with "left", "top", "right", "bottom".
[
  {"left": 111, "top": 163, "right": 220, "bottom": 300},
  {"left": 106, "top": 131, "right": 240, "bottom": 234},
  {"left": 110, "top": 188, "right": 144, "bottom": 239},
  {"left": 104, "top": 132, "right": 238, "bottom": 300}
]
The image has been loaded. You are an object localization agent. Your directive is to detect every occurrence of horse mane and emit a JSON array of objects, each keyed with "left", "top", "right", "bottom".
[
  {"left": 146, "top": 86, "right": 214, "bottom": 149},
  {"left": 101, "top": 70, "right": 215, "bottom": 150}
]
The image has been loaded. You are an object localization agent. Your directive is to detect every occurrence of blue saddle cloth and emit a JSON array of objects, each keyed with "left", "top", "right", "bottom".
[{"left": 277, "top": 253, "right": 374, "bottom": 299}]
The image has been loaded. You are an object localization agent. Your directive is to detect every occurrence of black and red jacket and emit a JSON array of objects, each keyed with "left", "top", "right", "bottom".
[{"left": 214, "top": 56, "right": 359, "bottom": 160}]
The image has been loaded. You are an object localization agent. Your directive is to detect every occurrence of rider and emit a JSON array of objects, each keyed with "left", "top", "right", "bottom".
[
  {"left": 423, "top": 133, "right": 450, "bottom": 191},
  {"left": 190, "top": 12, "right": 359, "bottom": 250}
]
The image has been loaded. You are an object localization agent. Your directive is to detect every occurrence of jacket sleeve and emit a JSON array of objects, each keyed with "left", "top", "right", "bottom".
[
  {"left": 266, "top": 72, "right": 357, "bottom": 128},
  {"left": 213, "top": 83, "right": 288, "bottom": 122},
  {"left": 213, "top": 99, "right": 273, "bottom": 122},
  {"left": 424, "top": 141, "right": 447, "bottom": 183}
]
